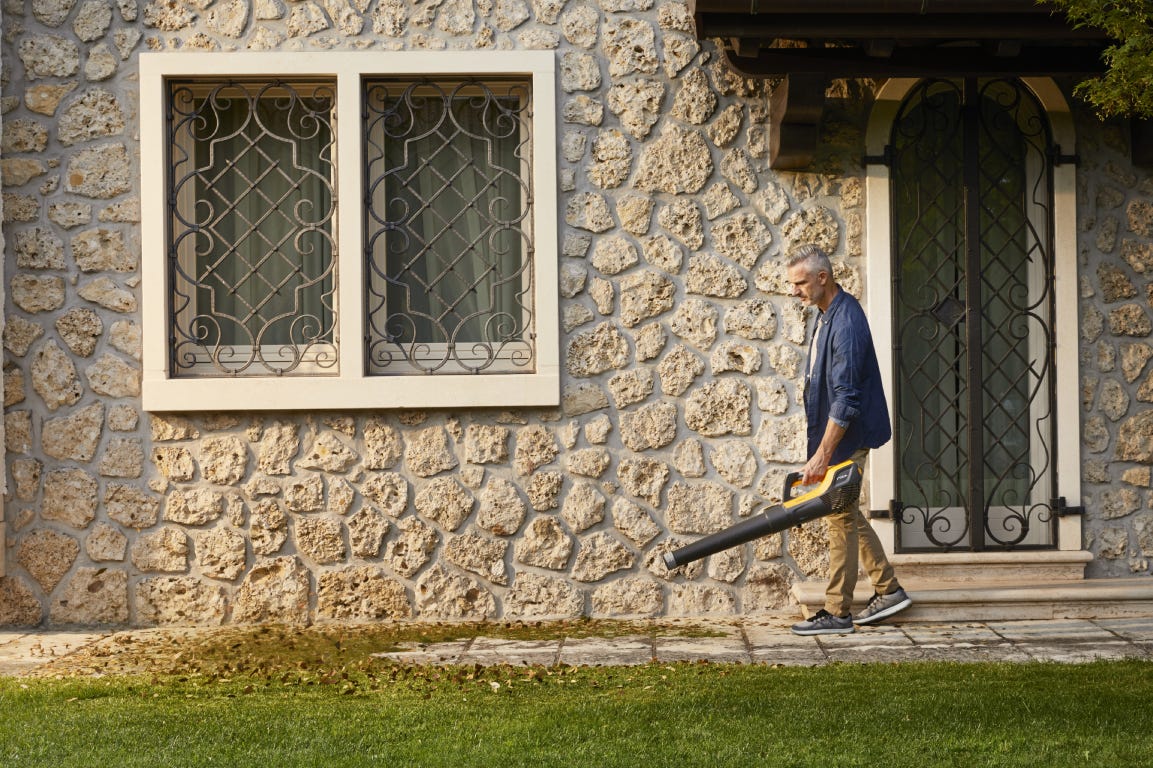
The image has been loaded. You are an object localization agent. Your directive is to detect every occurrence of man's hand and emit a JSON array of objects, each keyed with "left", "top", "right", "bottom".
[{"left": 801, "top": 454, "right": 830, "bottom": 486}]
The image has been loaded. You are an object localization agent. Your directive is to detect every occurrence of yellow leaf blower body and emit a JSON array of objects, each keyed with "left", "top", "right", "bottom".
[{"left": 662, "top": 460, "right": 864, "bottom": 570}]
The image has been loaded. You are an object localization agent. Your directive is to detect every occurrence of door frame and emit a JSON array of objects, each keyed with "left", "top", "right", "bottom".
[{"left": 864, "top": 77, "right": 1082, "bottom": 553}]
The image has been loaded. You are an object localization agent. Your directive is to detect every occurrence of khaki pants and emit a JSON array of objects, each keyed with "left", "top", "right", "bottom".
[{"left": 825, "top": 449, "right": 899, "bottom": 617}]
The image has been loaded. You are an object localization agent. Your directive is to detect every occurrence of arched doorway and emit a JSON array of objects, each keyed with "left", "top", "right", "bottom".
[{"left": 865, "top": 78, "right": 1083, "bottom": 554}]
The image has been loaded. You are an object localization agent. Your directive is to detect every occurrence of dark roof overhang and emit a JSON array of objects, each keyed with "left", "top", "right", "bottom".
[
  {"left": 692, "top": 0, "right": 1111, "bottom": 78},
  {"left": 690, "top": 0, "right": 1113, "bottom": 168}
]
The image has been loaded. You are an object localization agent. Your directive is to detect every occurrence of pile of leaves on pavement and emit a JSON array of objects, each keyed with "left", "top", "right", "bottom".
[{"left": 29, "top": 618, "right": 724, "bottom": 682}]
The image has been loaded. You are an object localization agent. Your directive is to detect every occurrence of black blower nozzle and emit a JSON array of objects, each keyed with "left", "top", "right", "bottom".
[{"left": 662, "top": 460, "right": 863, "bottom": 570}]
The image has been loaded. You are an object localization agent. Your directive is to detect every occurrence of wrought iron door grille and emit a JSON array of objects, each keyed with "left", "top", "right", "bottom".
[
  {"left": 165, "top": 79, "right": 338, "bottom": 377},
  {"left": 890, "top": 78, "right": 1058, "bottom": 552},
  {"left": 363, "top": 78, "right": 535, "bottom": 375}
]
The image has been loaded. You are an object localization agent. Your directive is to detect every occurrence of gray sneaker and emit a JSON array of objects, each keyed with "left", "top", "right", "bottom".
[
  {"left": 791, "top": 609, "right": 855, "bottom": 636},
  {"left": 854, "top": 587, "right": 912, "bottom": 626}
]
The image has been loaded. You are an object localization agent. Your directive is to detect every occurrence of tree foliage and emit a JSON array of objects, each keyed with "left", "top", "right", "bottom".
[{"left": 1044, "top": 0, "right": 1153, "bottom": 118}]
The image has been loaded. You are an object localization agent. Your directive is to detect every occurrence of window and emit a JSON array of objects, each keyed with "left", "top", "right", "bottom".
[
  {"left": 364, "top": 78, "right": 533, "bottom": 375},
  {"left": 141, "top": 52, "right": 559, "bottom": 411},
  {"left": 168, "top": 79, "right": 338, "bottom": 377}
]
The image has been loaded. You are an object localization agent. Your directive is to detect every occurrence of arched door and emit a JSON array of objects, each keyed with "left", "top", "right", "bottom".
[{"left": 889, "top": 77, "right": 1060, "bottom": 551}]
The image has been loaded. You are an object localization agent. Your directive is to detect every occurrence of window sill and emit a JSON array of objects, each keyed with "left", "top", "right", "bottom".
[{"left": 141, "top": 368, "right": 560, "bottom": 411}]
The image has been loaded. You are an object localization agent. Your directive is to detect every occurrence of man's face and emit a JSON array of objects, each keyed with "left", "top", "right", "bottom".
[{"left": 787, "top": 263, "right": 830, "bottom": 309}]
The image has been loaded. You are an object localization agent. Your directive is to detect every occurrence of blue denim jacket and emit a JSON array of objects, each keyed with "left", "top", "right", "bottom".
[{"left": 803, "top": 289, "right": 892, "bottom": 464}]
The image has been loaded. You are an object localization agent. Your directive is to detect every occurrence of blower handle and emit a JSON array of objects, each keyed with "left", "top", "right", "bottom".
[{"left": 783, "top": 471, "right": 806, "bottom": 503}]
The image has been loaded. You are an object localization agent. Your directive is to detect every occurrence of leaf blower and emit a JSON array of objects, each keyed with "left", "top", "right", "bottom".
[{"left": 662, "top": 460, "right": 864, "bottom": 570}]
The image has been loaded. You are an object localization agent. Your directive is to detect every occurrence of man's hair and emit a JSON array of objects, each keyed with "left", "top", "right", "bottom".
[{"left": 786, "top": 244, "right": 833, "bottom": 276}]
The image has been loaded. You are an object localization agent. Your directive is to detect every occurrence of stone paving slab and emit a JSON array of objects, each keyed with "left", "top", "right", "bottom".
[
  {"left": 914, "top": 643, "right": 1033, "bottom": 664},
  {"left": 557, "top": 635, "right": 652, "bottom": 667},
  {"left": 987, "top": 618, "right": 1115, "bottom": 641},
  {"left": 654, "top": 634, "right": 749, "bottom": 664},
  {"left": 822, "top": 644, "right": 928, "bottom": 664},
  {"left": 815, "top": 625, "right": 923, "bottom": 664},
  {"left": 372, "top": 640, "right": 471, "bottom": 666},
  {"left": 1014, "top": 641, "right": 1147, "bottom": 663},
  {"left": 899, "top": 622, "right": 1008, "bottom": 645},
  {"left": 748, "top": 647, "right": 829, "bottom": 667},
  {"left": 1095, "top": 616, "right": 1153, "bottom": 641},
  {"left": 894, "top": 622, "right": 1039, "bottom": 662},
  {"left": 819, "top": 625, "right": 915, "bottom": 648},
  {"left": 743, "top": 623, "right": 829, "bottom": 666},
  {"left": 461, "top": 638, "right": 561, "bottom": 667},
  {"left": 743, "top": 623, "right": 825, "bottom": 648},
  {"left": 0, "top": 632, "right": 108, "bottom": 676}
]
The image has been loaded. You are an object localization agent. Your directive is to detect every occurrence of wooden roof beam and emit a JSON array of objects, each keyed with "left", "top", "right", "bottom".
[
  {"left": 720, "top": 44, "right": 1107, "bottom": 78},
  {"left": 768, "top": 73, "right": 827, "bottom": 170}
]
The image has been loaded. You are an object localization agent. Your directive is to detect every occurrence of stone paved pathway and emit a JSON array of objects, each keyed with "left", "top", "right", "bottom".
[
  {"left": 3, "top": 616, "right": 1151, "bottom": 677},
  {"left": 373, "top": 617, "right": 1153, "bottom": 667}
]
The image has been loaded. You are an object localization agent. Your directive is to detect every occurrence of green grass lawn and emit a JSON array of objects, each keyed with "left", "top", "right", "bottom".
[{"left": 3, "top": 659, "right": 1152, "bottom": 767}]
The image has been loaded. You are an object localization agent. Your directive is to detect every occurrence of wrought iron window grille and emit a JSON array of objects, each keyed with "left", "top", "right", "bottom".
[
  {"left": 363, "top": 78, "right": 536, "bottom": 376},
  {"left": 166, "top": 78, "right": 338, "bottom": 377},
  {"left": 163, "top": 75, "right": 539, "bottom": 380}
]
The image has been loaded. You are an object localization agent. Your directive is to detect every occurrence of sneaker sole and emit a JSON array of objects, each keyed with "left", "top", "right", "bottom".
[
  {"left": 790, "top": 625, "right": 855, "bottom": 636},
  {"left": 853, "top": 596, "right": 912, "bottom": 626}
]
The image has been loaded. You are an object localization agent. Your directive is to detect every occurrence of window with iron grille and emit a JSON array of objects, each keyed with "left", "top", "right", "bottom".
[
  {"left": 364, "top": 78, "right": 534, "bottom": 375},
  {"left": 141, "top": 53, "right": 559, "bottom": 411},
  {"left": 168, "top": 79, "right": 338, "bottom": 377}
]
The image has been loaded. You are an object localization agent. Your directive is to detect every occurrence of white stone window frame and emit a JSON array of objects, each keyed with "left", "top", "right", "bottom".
[
  {"left": 864, "top": 77, "right": 1083, "bottom": 553},
  {"left": 140, "top": 51, "right": 559, "bottom": 412}
]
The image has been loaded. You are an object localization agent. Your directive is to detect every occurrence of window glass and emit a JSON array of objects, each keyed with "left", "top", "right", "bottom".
[
  {"left": 169, "top": 80, "right": 337, "bottom": 376},
  {"left": 364, "top": 79, "right": 534, "bottom": 375}
]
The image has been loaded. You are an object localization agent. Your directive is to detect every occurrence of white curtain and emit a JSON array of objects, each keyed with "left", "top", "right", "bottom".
[
  {"left": 186, "top": 84, "right": 335, "bottom": 372},
  {"left": 373, "top": 84, "right": 526, "bottom": 363}
]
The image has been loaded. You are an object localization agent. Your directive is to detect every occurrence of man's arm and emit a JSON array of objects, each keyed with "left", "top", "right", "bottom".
[{"left": 802, "top": 418, "right": 846, "bottom": 485}]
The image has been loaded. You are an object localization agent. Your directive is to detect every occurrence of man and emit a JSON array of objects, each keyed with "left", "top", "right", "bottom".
[{"left": 786, "top": 244, "right": 912, "bottom": 635}]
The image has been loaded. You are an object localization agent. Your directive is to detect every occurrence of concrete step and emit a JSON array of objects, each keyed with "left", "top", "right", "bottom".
[
  {"left": 792, "top": 577, "right": 1153, "bottom": 622},
  {"left": 888, "top": 549, "right": 1093, "bottom": 583}
]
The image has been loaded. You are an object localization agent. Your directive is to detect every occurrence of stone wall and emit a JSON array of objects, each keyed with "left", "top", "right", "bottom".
[
  {"left": 1076, "top": 113, "right": 1153, "bottom": 577},
  {"left": 0, "top": 0, "right": 1146, "bottom": 628}
]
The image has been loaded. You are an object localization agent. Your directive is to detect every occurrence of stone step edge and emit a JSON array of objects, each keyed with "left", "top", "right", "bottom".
[{"left": 889, "top": 549, "right": 1093, "bottom": 567}]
